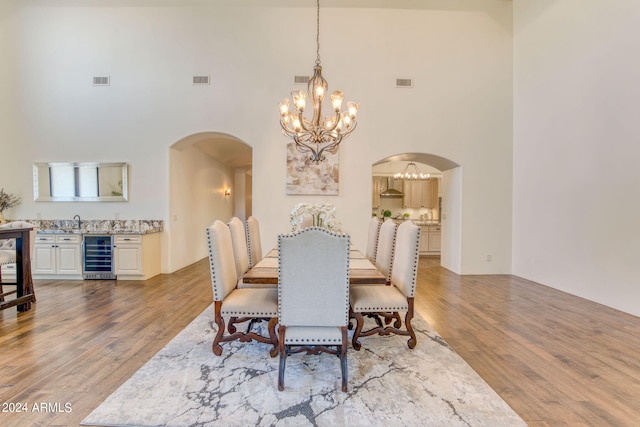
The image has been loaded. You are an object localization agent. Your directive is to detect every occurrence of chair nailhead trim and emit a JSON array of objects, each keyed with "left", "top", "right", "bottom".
[
  {"left": 223, "top": 311, "right": 277, "bottom": 316},
  {"left": 284, "top": 338, "right": 342, "bottom": 343}
]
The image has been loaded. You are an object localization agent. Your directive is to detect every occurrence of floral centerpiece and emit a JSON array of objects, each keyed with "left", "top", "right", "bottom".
[
  {"left": 0, "top": 188, "right": 20, "bottom": 222},
  {"left": 290, "top": 202, "right": 342, "bottom": 233}
]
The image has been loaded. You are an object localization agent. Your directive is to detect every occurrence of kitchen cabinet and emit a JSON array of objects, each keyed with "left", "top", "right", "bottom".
[
  {"left": 418, "top": 224, "right": 441, "bottom": 255},
  {"left": 402, "top": 179, "right": 438, "bottom": 209},
  {"left": 372, "top": 176, "right": 382, "bottom": 208},
  {"left": 1, "top": 263, "right": 16, "bottom": 282},
  {"left": 428, "top": 225, "right": 441, "bottom": 252},
  {"left": 114, "top": 233, "right": 160, "bottom": 280},
  {"left": 33, "top": 234, "right": 82, "bottom": 279}
]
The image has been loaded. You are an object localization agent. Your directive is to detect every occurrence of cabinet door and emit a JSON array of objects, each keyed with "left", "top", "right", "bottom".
[
  {"left": 428, "top": 227, "right": 441, "bottom": 252},
  {"left": 419, "top": 226, "right": 429, "bottom": 253},
  {"left": 403, "top": 180, "right": 421, "bottom": 208},
  {"left": 115, "top": 244, "right": 142, "bottom": 275},
  {"left": 34, "top": 238, "right": 56, "bottom": 274},
  {"left": 421, "top": 180, "right": 434, "bottom": 208},
  {"left": 56, "top": 243, "right": 82, "bottom": 274}
]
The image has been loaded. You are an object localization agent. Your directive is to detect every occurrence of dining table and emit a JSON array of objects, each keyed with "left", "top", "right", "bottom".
[{"left": 242, "top": 247, "right": 387, "bottom": 286}]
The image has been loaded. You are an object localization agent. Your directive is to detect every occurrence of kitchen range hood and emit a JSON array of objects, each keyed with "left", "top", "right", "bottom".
[{"left": 380, "top": 177, "right": 404, "bottom": 198}]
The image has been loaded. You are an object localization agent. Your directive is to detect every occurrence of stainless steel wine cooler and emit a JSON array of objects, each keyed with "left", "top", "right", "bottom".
[{"left": 82, "top": 235, "right": 115, "bottom": 279}]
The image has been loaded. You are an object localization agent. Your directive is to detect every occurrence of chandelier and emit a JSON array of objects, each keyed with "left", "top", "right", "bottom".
[
  {"left": 278, "top": 0, "right": 359, "bottom": 163},
  {"left": 394, "top": 162, "right": 431, "bottom": 180}
]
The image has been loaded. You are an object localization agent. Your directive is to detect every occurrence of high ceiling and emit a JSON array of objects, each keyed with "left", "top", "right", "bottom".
[{"left": 20, "top": 0, "right": 504, "bottom": 10}]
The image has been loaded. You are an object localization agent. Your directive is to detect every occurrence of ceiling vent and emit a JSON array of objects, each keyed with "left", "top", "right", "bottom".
[
  {"left": 395, "top": 78, "right": 413, "bottom": 88},
  {"left": 294, "top": 75, "right": 310, "bottom": 84},
  {"left": 92, "top": 76, "right": 110, "bottom": 86},
  {"left": 193, "top": 75, "right": 210, "bottom": 85}
]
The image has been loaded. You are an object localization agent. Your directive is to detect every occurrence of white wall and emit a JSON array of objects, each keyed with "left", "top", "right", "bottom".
[
  {"left": 441, "top": 167, "right": 463, "bottom": 273},
  {"left": 513, "top": 0, "right": 640, "bottom": 317},
  {"left": 168, "top": 143, "right": 234, "bottom": 272},
  {"left": 0, "top": 1, "right": 513, "bottom": 277}
]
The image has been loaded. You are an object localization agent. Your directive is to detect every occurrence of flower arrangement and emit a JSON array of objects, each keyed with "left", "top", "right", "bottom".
[
  {"left": 290, "top": 202, "right": 342, "bottom": 233},
  {"left": 0, "top": 189, "right": 20, "bottom": 213}
]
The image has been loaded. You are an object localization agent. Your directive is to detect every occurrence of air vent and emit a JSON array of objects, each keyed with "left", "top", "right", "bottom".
[
  {"left": 294, "top": 75, "right": 310, "bottom": 84},
  {"left": 396, "top": 78, "right": 413, "bottom": 88},
  {"left": 193, "top": 75, "right": 210, "bottom": 85},
  {"left": 92, "top": 76, "right": 110, "bottom": 86}
]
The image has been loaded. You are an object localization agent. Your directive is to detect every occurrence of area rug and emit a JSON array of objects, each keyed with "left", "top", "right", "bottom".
[{"left": 82, "top": 305, "right": 525, "bottom": 427}]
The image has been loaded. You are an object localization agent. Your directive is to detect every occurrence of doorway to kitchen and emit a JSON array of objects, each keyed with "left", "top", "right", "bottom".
[{"left": 372, "top": 153, "right": 461, "bottom": 273}]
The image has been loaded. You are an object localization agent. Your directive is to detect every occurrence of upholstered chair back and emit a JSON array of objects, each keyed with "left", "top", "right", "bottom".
[
  {"left": 390, "top": 220, "right": 421, "bottom": 298},
  {"left": 206, "top": 220, "right": 239, "bottom": 302},
  {"left": 245, "top": 216, "right": 263, "bottom": 269},
  {"left": 365, "top": 217, "right": 381, "bottom": 262},
  {"left": 278, "top": 227, "right": 350, "bottom": 327},
  {"left": 374, "top": 219, "right": 397, "bottom": 281},
  {"left": 0, "top": 221, "right": 37, "bottom": 258},
  {"left": 227, "top": 217, "right": 249, "bottom": 278}
]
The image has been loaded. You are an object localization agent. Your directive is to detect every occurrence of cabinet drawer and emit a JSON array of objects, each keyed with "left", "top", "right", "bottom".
[
  {"left": 114, "top": 235, "right": 142, "bottom": 244},
  {"left": 55, "top": 235, "right": 81, "bottom": 244},
  {"left": 35, "top": 235, "right": 55, "bottom": 243}
]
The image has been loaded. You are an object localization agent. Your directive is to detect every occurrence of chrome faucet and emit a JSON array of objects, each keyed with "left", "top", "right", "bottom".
[{"left": 73, "top": 214, "right": 81, "bottom": 230}]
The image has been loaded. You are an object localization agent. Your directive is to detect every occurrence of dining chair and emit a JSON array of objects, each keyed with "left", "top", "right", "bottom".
[
  {"left": 245, "top": 216, "right": 263, "bottom": 269},
  {"left": 277, "top": 227, "right": 350, "bottom": 392},
  {"left": 206, "top": 220, "right": 278, "bottom": 357},
  {"left": 365, "top": 217, "right": 381, "bottom": 262},
  {"left": 374, "top": 218, "right": 398, "bottom": 284},
  {"left": 227, "top": 217, "right": 250, "bottom": 279},
  {"left": 349, "top": 220, "right": 421, "bottom": 350}
]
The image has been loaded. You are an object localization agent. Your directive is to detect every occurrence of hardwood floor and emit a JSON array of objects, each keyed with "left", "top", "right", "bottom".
[{"left": 0, "top": 257, "right": 638, "bottom": 426}]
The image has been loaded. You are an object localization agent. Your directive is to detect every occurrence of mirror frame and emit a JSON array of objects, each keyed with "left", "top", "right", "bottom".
[{"left": 33, "top": 162, "right": 129, "bottom": 202}]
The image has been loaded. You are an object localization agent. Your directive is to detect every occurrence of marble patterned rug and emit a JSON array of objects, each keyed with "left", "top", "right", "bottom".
[{"left": 82, "top": 305, "right": 525, "bottom": 427}]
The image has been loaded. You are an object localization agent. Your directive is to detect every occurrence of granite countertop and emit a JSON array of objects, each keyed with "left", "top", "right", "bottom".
[
  {"left": 37, "top": 229, "right": 160, "bottom": 235},
  {"left": 26, "top": 219, "right": 163, "bottom": 235},
  {"left": 412, "top": 220, "right": 441, "bottom": 226}
]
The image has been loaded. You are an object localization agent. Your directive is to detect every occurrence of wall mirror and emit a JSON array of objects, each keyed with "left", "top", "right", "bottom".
[{"left": 33, "top": 162, "right": 128, "bottom": 202}]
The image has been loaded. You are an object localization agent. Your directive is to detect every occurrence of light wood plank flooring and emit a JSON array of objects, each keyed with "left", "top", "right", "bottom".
[{"left": 0, "top": 258, "right": 639, "bottom": 426}]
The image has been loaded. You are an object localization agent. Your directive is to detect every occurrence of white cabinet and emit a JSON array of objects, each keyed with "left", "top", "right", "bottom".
[
  {"left": 418, "top": 224, "right": 441, "bottom": 255},
  {"left": 1, "top": 263, "right": 16, "bottom": 282},
  {"left": 33, "top": 234, "right": 82, "bottom": 279},
  {"left": 428, "top": 225, "right": 441, "bottom": 253},
  {"left": 419, "top": 226, "right": 429, "bottom": 253},
  {"left": 114, "top": 233, "right": 160, "bottom": 280}
]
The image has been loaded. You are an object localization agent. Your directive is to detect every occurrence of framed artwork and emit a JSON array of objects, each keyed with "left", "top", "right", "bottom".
[{"left": 285, "top": 142, "right": 339, "bottom": 195}]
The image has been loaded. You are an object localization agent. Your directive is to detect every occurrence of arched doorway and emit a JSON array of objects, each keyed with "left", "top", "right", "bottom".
[
  {"left": 168, "top": 132, "right": 252, "bottom": 273},
  {"left": 372, "top": 153, "right": 462, "bottom": 273}
]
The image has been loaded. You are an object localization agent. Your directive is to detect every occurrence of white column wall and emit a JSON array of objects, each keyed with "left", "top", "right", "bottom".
[
  {"left": 168, "top": 145, "right": 233, "bottom": 273},
  {"left": 513, "top": 0, "right": 640, "bottom": 316},
  {"left": 0, "top": 2, "right": 513, "bottom": 275}
]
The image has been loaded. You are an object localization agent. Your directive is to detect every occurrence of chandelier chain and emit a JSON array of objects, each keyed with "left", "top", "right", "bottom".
[{"left": 315, "top": 0, "right": 321, "bottom": 66}]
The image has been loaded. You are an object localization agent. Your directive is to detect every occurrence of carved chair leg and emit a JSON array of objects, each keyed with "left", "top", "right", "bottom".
[
  {"left": 351, "top": 312, "right": 365, "bottom": 351},
  {"left": 405, "top": 298, "right": 417, "bottom": 349},
  {"left": 278, "top": 325, "right": 287, "bottom": 391},
  {"left": 228, "top": 316, "right": 238, "bottom": 334},
  {"left": 340, "top": 326, "right": 348, "bottom": 392},
  {"left": 212, "top": 301, "right": 226, "bottom": 356},
  {"left": 268, "top": 317, "right": 279, "bottom": 357},
  {"left": 393, "top": 312, "right": 402, "bottom": 328}
]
